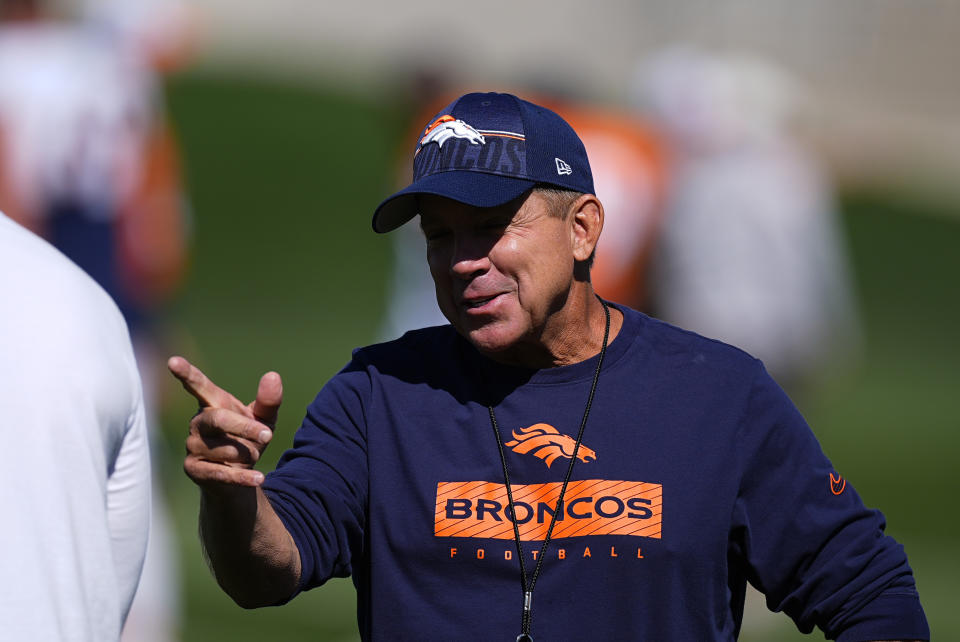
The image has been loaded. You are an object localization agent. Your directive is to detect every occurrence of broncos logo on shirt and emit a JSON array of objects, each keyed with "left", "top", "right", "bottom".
[
  {"left": 418, "top": 115, "right": 486, "bottom": 150},
  {"left": 505, "top": 423, "right": 597, "bottom": 468}
]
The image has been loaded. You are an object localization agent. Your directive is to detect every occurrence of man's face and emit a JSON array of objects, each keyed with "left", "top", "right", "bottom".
[{"left": 419, "top": 191, "right": 577, "bottom": 364}]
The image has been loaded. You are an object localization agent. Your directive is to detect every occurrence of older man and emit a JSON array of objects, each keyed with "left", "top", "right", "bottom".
[{"left": 170, "top": 92, "right": 927, "bottom": 641}]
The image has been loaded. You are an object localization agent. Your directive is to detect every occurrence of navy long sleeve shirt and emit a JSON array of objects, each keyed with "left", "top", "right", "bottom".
[{"left": 264, "top": 304, "right": 928, "bottom": 641}]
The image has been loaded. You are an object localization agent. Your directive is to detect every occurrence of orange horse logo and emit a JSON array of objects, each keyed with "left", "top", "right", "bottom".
[
  {"left": 504, "top": 423, "right": 597, "bottom": 468},
  {"left": 418, "top": 115, "right": 486, "bottom": 149}
]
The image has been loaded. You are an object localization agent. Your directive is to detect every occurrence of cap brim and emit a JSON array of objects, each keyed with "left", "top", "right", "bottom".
[{"left": 372, "top": 171, "right": 537, "bottom": 233}]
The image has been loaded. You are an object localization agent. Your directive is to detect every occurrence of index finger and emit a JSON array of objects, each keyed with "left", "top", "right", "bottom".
[{"left": 167, "top": 355, "right": 248, "bottom": 414}]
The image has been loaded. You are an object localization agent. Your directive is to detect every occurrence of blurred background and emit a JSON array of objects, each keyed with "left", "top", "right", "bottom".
[{"left": 1, "top": 0, "right": 957, "bottom": 640}]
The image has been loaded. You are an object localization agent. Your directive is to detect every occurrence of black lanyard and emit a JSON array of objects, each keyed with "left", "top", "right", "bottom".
[{"left": 487, "top": 298, "right": 610, "bottom": 642}]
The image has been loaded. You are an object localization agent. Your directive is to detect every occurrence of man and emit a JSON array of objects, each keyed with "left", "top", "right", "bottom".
[
  {"left": 170, "top": 92, "right": 928, "bottom": 640},
  {"left": 0, "top": 211, "right": 151, "bottom": 641}
]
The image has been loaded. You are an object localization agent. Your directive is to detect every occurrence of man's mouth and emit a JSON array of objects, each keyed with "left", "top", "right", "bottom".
[{"left": 463, "top": 293, "right": 502, "bottom": 310}]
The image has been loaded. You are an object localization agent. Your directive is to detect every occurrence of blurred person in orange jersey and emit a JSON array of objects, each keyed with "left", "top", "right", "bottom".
[
  {"left": 632, "top": 46, "right": 861, "bottom": 394},
  {"left": 0, "top": 0, "right": 198, "bottom": 639},
  {"left": 381, "top": 79, "right": 667, "bottom": 339}
]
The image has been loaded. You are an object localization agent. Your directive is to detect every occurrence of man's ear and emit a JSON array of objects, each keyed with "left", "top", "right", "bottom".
[{"left": 569, "top": 194, "right": 604, "bottom": 263}]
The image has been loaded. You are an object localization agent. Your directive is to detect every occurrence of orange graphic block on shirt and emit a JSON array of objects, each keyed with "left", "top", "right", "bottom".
[{"left": 434, "top": 479, "right": 662, "bottom": 541}]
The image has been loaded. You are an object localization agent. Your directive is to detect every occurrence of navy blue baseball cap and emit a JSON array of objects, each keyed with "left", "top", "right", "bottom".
[{"left": 372, "top": 92, "right": 595, "bottom": 233}]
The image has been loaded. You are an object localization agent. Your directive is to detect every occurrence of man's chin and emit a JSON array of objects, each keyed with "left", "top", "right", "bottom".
[
  {"left": 464, "top": 324, "right": 533, "bottom": 364},
  {"left": 463, "top": 323, "right": 516, "bottom": 354}
]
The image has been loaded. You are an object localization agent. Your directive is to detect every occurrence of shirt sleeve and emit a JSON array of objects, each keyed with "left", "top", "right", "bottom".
[
  {"left": 106, "top": 373, "right": 152, "bottom": 622},
  {"left": 262, "top": 359, "right": 370, "bottom": 598},
  {"left": 730, "top": 363, "right": 929, "bottom": 641}
]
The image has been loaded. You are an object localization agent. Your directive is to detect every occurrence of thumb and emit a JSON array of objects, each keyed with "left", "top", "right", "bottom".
[{"left": 252, "top": 371, "right": 283, "bottom": 428}]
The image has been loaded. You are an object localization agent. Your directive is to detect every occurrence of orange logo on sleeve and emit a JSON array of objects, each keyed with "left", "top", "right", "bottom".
[
  {"left": 830, "top": 472, "right": 846, "bottom": 495},
  {"left": 504, "top": 423, "right": 597, "bottom": 468}
]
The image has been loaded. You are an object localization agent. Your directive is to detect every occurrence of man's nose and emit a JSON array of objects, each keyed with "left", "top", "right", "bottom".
[{"left": 449, "top": 232, "right": 491, "bottom": 278}]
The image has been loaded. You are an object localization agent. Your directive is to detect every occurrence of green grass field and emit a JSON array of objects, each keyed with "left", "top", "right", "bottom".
[{"left": 157, "top": 70, "right": 959, "bottom": 641}]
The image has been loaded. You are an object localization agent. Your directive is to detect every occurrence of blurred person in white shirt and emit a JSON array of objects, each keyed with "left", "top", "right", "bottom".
[
  {"left": 633, "top": 46, "right": 861, "bottom": 393},
  {"left": 0, "top": 1, "right": 196, "bottom": 638},
  {"left": 0, "top": 211, "right": 151, "bottom": 642}
]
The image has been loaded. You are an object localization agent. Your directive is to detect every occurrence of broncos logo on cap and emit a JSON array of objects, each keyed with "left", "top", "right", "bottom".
[
  {"left": 418, "top": 115, "right": 486, "bottom": 150},
  {"left": 504, "top": 423, "right": 597, "bottom": 468}
]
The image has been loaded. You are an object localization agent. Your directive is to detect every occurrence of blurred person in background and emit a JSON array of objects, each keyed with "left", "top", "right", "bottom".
[
  {"left": 633, "top": 46, "right": 861, "bottom": 395},
  {"left": 0, "top": 0, "right": 197, "bottom": 638},
  {"left": 381, "top": 78, "right": 668, "bottom": 338},
  {"left": 0, "top": 211, "right": 151, "bottom": 641}
]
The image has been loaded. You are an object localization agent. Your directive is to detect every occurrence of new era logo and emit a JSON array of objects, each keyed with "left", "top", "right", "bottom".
[{"left": 555, "top": 157, "right": 572, "bottom": 176}]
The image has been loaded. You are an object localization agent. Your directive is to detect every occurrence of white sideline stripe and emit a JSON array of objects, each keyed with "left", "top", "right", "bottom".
[{"left": 478, "top": 129, "right": 525, "bottom": 138}]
